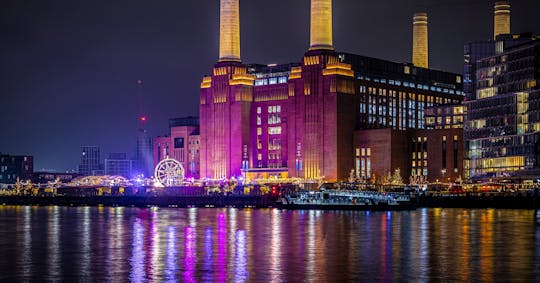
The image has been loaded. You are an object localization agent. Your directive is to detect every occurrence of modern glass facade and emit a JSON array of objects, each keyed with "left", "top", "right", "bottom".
[{"left": 465, "top": 36, "right": 540, "bottom": 179}]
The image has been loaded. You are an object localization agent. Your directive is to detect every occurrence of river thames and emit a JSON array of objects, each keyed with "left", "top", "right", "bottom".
[{"left": 0, "top": 206, "right": 538, "bottom": 282}]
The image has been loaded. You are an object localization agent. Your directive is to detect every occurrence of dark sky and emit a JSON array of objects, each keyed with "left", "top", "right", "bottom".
[{"left": 1, "top": 0, "right": 539, "bottom": 172}]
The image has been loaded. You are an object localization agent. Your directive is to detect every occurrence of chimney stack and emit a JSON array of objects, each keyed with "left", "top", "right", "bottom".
[
  {"left": 494, "top": 1, "right": 510, "bottom": 40},
  {"left": 309, "top": 0, "right": 334, "bottom": 51},
  {"left": 219, "top": 0, "right": 241, "bottom": 62},
  {"left": 412, "top": 12, "right": 429, "bottom": 68}
]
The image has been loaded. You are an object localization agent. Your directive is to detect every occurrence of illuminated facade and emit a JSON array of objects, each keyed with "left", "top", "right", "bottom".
[
  {"left": 219, "top": 0, "right": 241, "bottom": 62},
  {"left": 200, "top": 0, "right": 462, "bottom": 182},
  {"left": 153, "top": 117, "right": 200, "bottom": 179},
  {"left": 310, "top": 0, "right": 333, "bottom": 51},
  {"left": 425, "top": 104, "right": 465, "bottom": 129},
  {"left": 465, "top": 36, "right": 540, "bottom": 180},
  {"left": 353, "top": 128, "right": 463, "bottom": 183},
  {"left": 412, "top": 13, "right": 429, "bottom": 68}
]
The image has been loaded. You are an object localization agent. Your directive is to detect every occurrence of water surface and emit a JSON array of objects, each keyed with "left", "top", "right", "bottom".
[{"left": 0, "top": 206, "right": 538, "bottom": 282}]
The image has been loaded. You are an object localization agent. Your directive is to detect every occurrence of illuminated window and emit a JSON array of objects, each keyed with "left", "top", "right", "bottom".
[
  {"left": 257, "top": 128, "right": 262, "bottom": 135},
  {"left": 257, "top": 107, "right": 261, "bottom": 114},
  {"left": 268, "top": 127, "right": 281, "bottom": 135}
]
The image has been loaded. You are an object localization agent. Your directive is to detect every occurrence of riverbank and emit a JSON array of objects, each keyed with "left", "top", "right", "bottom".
[
  {"left": 0, "top": 195, "right": 279, "bottom": 208},
  {"left": 415, "top": 194, "right": 539, "bottom": 209},
  {"left": 0, "top": 194, "right": 539, "bottom": 209}
]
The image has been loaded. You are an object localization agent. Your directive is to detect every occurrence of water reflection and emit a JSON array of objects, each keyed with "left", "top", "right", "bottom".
[
  {"left": 217, "top": 212, "right": 227, "bottom": 282},
  {"left": 234, "top": 230, "right": 248, "bottom": 282},
  {"left": 79, "top": 207, "right": 90, "bottom": 281},
  {"left": 203, "top": 227, "right": 213, "bottom": 282},
  {"left": 0, "top": 207, "right": 538, "bottom": 281},
  {"left": 130, "top": 218, "right": 145, "bottom": 282},
  {"left": 183, "top": 226, "right": 196, "bottom": 283},
  {"left": 270, "top": 209, "right": 281, "bottom": 281},
  {"left": 47, "top": 206, "right": 60, "bottom": 280},
  {"left": 165, "top": 226, "right": 177, "bottom": 282},
  {"left": 19, "top": 206, "right": 31, "bottom": 279}
]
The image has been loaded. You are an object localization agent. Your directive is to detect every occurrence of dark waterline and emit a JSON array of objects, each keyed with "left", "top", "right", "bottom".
[{"left": 0, "top": 206, "right": 539, "bottom": 282}]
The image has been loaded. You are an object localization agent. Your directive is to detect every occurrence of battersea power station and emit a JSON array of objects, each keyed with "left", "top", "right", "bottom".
[
  {"left": 199, "top": 0, "right": 463, "bottom": 183},
  {"left": 157, "top": 0, "right": 466, "bottom": 184}
]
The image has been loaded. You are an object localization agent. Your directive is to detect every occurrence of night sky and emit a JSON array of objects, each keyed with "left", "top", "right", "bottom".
[{"left": 1, "top": 0, "right": 539, "bottom": 172}]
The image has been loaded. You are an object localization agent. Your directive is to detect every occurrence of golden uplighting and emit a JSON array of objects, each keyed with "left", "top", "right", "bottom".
[
  {"left": 219, "top": 0, "right": 241, "bottom": 62},
  {"left": 309, "top": 0, "right": 333, "bottom": 50}
]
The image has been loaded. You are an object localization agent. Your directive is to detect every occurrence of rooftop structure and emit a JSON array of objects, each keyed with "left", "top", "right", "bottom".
[
  {"left": 412, "top": 13, "right": 429, "bottom": 68},
  {"left": 199, "top": 0, "right": 462, "bottom": 183}
]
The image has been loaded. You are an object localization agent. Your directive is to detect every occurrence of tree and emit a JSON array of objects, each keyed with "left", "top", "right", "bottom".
[
  {"left": 391, "top": 168, "right": 403, "bottom": 185},
  {"left": 348, "top": 169, "right": 356, "bottom": 183}
]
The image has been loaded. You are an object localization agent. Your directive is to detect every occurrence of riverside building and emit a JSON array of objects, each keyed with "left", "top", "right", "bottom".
[
  {"left": 197, "top": 0, "right": 463, "bottom": 183},
  {"left": 464, "top": 1, "right": 540, "bottom": 181}
]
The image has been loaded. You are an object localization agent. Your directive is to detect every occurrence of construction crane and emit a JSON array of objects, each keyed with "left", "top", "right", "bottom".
[{"left": 136, "top": 79, "right": 147, "bottom": 129}]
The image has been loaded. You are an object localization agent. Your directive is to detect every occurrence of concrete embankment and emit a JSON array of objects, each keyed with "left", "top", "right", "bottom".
[
  {"left": 0, "top": 194, "right": 539, "bottom": 209},
  {"left": 415, "top": 194, "right": 540, "bottom": 209},
  {"left": 0, "top": 195, "right": 280, "bottom": 208}
]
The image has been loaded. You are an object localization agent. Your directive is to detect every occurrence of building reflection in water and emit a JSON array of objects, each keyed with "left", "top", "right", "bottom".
[
  {"left": 4, "top": 207, "right": 537, "bottom": 281},
  {"left": 109, "top": 207, "right": 126, "bottom": 279},
  {"left": 270, "top": 209, "right": 281, "bottom": 280},
  {"left": 306, "top": 210, "right": 316, "bottom": 281},
  {"left": 148, "top": 210, "right": 160, "bottom": 279},
  {"left": 234, "top": 230, "right": 248, "bottom": 282},
  {"left": 203, "top": 227, "right": 213, "bottom": 282},
  {"left": 183, "top": 226, "right": 195, "bottom": 283},
  {"left": 19, "top": 206, "right": 32, "bottom": 279},
  {"left": 460, "top": 210, "right": 471, "bottom": 282},
  {"left": 165, "top": 226, "right": 177, "bottom": 282},
  {"left": 79, "top": 207, "right": 91, "bottom": 280},
  {"left": 217, "top": 212, "right": 227, "bottom": 282},
  {"left": 129, "top": 218, "right": 145, "bottom": 282},
  {"left": 47, "top": 206, "right": 60, "bottom": 280}
]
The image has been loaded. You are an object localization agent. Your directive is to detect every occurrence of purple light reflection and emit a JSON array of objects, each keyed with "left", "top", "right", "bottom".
[
  {"left": 233, "top": 230, "right": 248, "bottom": 282},
  {"left": 203, "top": 227, "right": 213, "bottom": 282},
  {"left": 182, "top": 226, "right": 196, "bottom": 283},
  {"left": 217, "top": 213, "right": 227, "bottom": 283},
  {"left": 165, "top": 226, "right": 177, "bottom": 282},
  {"left": 129, "top": 218, "right": 145, "bottom": 282}
]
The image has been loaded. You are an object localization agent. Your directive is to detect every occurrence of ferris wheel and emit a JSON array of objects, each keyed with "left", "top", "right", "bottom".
[{"left": 154, "top": 157, "right": 185, "bottom": 187}]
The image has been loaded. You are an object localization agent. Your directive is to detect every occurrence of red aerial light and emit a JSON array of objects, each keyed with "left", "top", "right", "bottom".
[{"left": 140, "top": 116, "right": 147, "bottom": 122}]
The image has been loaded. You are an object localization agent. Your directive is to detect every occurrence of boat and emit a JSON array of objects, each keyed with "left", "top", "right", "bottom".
[{"left": 278, "top": 190, "right": 415, "bottom": 211}]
